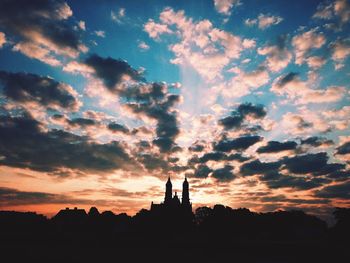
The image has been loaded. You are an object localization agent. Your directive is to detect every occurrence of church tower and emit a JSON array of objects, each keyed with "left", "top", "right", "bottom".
[
  {"left": 164, "top": 177, "right": 172, "bottom": 205},
  {"left": 182, "top": 177, "right": 190, "bottom": 207}
]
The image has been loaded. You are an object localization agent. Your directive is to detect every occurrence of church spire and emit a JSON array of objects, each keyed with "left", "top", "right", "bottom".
[
  {"left": 182, "top": 176, "right": 190, "bottom": 207},
  {"left": 164, "top": 176, "right": 172, "bottom": 204}
]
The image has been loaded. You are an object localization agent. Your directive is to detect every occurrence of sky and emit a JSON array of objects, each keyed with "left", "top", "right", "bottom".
[{"left": 0, "top": 0, "right": 349, "bottom": 221}]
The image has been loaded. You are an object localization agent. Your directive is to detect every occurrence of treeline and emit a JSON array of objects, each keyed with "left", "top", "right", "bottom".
[{"left": 1, "top": 206, "right": 349, "bottom": 242}]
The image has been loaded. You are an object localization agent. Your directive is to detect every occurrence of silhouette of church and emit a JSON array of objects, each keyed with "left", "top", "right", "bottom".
[{"left": 150, "top": 177, "right": 192, "bottom": 213}]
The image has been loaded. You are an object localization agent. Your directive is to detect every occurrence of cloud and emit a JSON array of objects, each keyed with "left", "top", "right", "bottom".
[
  {"left": 330, "top": 38, "right": 350, "bottom": 66},
  {"left": 108, "top": 122, "right": 130, "bottom": 134},
  {"left": 12, "top": 41, "right": 62, "bottom": 66},
  {"left": 315, "top": 181, "right": 350, "bottom": 199},
  {"left": 245, "top": 13, "right": 283, "bottom": 29},
  {"left": 258, "top": 38, "right": 292, "bottom": 72},
  {"left": 193, "top": 164, "right": 212, "bottom": 178},
  {"left": 0, "top": 0, "right": 87, "bottom": 64},
  {"left": 300, "top": 136, "right": 334, "bottom": 147},
  {"left": 313, "top": 2, "right": 334, "bottom": 20},
  {"left": 336, "top": 141, "right": 350, "bottom": 155},
  {"left": 0, "top": 113, "right": 137, "bottom": 175},
  {"left": 78, "top": 20, "right": 86, "bottom": 31},
  {"left": 212, "top": 165, "right": 235, "bottom": 181},
  {"left": 271, "top": 72, "right": 345, "bottom": 104},
  {"left": 214, "top": 135, "right": 262, "bottom": 152},
  {"left": 196, "top": 151, "right": 227, "bottom": 163},
  {"left": 94, "top": 30, "right": 105, "bottom": 38},
  {"left": 257, "top": 141, "right": 297, "bottom": 153},
  {"left": 0, "top": 187, "right": 86, "bottom": 206},
  {"left": 81, "top": 54, "right": 180, "bottom": 152},
  {"left": 305, "top": 56, "right": 327, "bottom": 69},
  {"left": 292, "top": 29, "right": 326, "bottom": 65},
  {"left": 144, "top": 19, "right": 172, "bottom": 39},
  {"left": 240, "top": 159, "right": 282, "bottom": 176},
  {"left": 221, "top": 66, "right": 270, "bottom": 98},
  {"left": 283, "top": 152, "right": 329, "bottom": 174},
  {"left": 219, "top": 102, "right": 267, "bottom": 130},
  {"left": 334, "top": 0, "right": 350, "bottom": 23},
  {"left": 0, "top": 32, "right": 6, "bottom": 48},
  {"left": 111, "top": 8, "right": 126, "bottom": 24},
  {"left": 145, "top": 7, "right": 254, "bottom": 81},
  {"left": 261, "top": 172, "right": 326, "bottom": 190},
  {"left": 138, "top": 41, "right": 150, "bottom": 50},
  {"left": 213, "top": 0, "right": 241, "bottom": 15},
  {"left": 0, "top": 71, "right": 81, "bottom": 111},
  {"left": 84, "top": 54, "right": 144, "bottom": 90}
]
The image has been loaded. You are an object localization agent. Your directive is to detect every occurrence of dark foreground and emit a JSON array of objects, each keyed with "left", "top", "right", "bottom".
[{"left": 1, "top": 206, "right": 349, "bottom": 262}]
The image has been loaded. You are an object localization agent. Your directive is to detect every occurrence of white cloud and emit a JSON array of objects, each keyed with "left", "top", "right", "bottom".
[
  {"left": 12, "top": 41, "right": 62, "bottom": 66},
  {"left": 219, "top": 66, "right": 270, "bottom": 98},
  {"left": 271, "top": 73, "right": 346, "bottom": 104},
  {"left": 245, "top": 13, "right": 283, "bottom": 29},
  {"left": 292, "top": 28, "right": 326, "bottom": 65},
  {"left": 330, "top": 38, "right": 350, "bottom": 62},
  {"left": 63, "top": 61, "right": 95, "bottom": 76},
  {"left": 313, "top": 2, "right": 334, "bottom": 20},
  {"left": 258, "top": 44, "right": 292, "bottom": 72},
  {"left": 138, "top": 41, "right": 150, "bottom": 51},
  {"left": 334, "top": 0, "right": 350, "bottom": 23},
  {"left": 145, "top": 7, "right": 254, "bottom": 81},
  {"left": 144, "top": 19, "right": 172, "bottom": 40},
  {"left": 0, "top": 32, "right": 6, "bottom": 48},
  {"left": 94, "top": 30, "right": 106, "bottom": 38},
  {"left": 305, "top": 56, "right": 327, "bottom": 69},
  {"left": 213, "top": 0, "right": 241, "bottom": 15},
  {"left": 78, "top": 20, "right": 86, "bottom": 31},
  {"left": 111, "top": 8, "right": 126, "bottom": 24}
]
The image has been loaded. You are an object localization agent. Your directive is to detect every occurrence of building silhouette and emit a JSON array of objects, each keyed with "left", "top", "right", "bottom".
[{"left": 151, "top": 177, "right": 192, "bottom": 213}]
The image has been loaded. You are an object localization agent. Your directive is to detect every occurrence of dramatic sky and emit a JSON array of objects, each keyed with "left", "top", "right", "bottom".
[{"left": 0, "top": 0, "right": 349, "bottom": 220}]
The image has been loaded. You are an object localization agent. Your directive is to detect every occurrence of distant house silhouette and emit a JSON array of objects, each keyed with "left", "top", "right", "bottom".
[{"left": 150, "top": 177, "right": 192, "bottom": 213}]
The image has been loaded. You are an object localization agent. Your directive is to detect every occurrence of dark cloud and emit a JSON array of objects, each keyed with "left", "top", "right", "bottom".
[
  {"left": 198, "top": 151, "right": 227, "bottom": 163},
  {"left": 261, "top": 172, "right": 326, "bottom": 190},
  {"left": 300, "top": 136, "right": 334, "bottom": 147},
  {"left": 211, "top": 165, "right": 235, "bottom": 182},
  {"left": 218, "top": 114, "right": 243, "bottom": 130},
  {"left": 240, "top": 159, "right": 282, "bottom": 176},
  {"left": 214, "top": 135, "right": 262, "bottom": 152},
  {"left": 327, "top": 170, "right": 350, "bottom": 180},
  {"left": 276, "top": 72, "right": 299, "bottom": 87},
  {"left": 226, "top": 153, "right": 251, "bottom": 162},
  {"left": 336, "top": 141, "right": 350, "bottom": 155},
  {"left": 84, "top": 54, "right": 180, "bottom": 153},
  {"left": 68, "top": 118, "right": 96, "bottom": 128},
  {"left": 188, "top": 141, "right": 205, "bottom": 152},
  {"left": 193, "top": 164, "right": 212, "bottom": 178},
  {"left": 257, "top": 140, "right": 297, "bottom": 153},
  {"left": 0, "top": 0, "right": 84, "bottom": 57},
  {"left": 313, "top": 163, "right": 346, "bottom": 176},
  {"left": 0, "top": 113, "right": 136, "bottom": 174},
  {"left": 315, "top": 181, "right": 350, "bottom": 199},
  {"left": 283, "top": 152, "right": 329, "bottom": 174},
  {"left": 237, "top": 103, "right": 267, "bottom": 119},
  {"left": 108, "top": 122, "right": 130, "bottom": 134},
  {"left": 0, "top": 187, "right": 120, "bottom": 207},
  {"left": 0, "top": 187, "right": 80, "bottom": 206},
  {"left": 84, "top": 54, "right": 143, "bottom": 89},
  {"left": 137, "top": 153, "right": 170, "bottom": 172},
  {"left": 218, "top": 103, "right": 266, "bottom": 130},
  {"left": 0, "top": 71, "right": 80, "bottom": 111}
]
